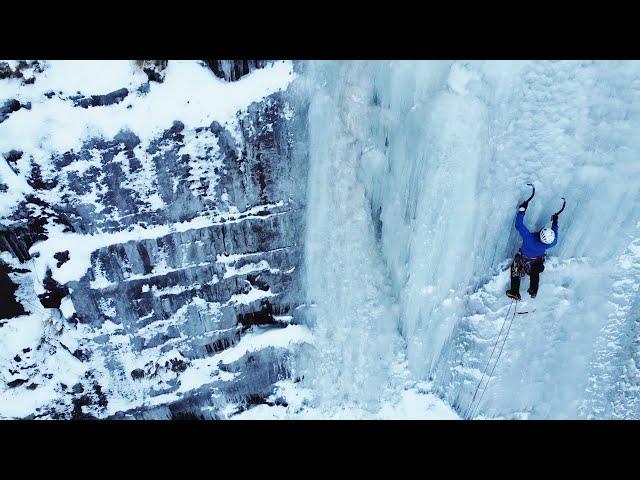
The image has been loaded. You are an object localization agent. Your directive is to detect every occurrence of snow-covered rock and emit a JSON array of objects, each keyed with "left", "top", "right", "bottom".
[{"left": 0, "top": 60, "right": 307, "bottom": 419}]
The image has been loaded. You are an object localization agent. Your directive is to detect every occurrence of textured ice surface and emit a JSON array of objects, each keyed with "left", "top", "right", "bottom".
[{"left": 298, "top": 60, "right": 640, "bottom": 419}]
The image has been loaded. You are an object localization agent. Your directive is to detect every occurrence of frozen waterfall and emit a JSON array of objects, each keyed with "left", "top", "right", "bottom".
[{"left": 299, "top": 60, "right": 640, "bottom": 419}]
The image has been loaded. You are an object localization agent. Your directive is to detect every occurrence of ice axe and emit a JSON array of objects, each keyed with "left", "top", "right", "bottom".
[
  {"left": 519, "top": 183, "right": 535, "bottom": 210},
  {"left": 552, "top": 197, "right": 566, "bottom": 223}
]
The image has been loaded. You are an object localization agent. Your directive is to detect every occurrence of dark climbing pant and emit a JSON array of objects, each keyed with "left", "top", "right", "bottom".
[{"left": 508, "top": 253, "right": 545, "bottom": 296}]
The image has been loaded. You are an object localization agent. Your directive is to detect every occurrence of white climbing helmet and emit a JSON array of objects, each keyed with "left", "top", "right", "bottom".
[{"left": 540, "top": 227, "right": 555, "bottom": 245}]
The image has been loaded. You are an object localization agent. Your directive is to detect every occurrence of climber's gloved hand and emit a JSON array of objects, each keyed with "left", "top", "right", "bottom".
[
  {"left": 518, "top": 201, "right": 528, "bottom": 212},
  {"left": 551, "top": 213, "right": 559, "bottom": 225}
]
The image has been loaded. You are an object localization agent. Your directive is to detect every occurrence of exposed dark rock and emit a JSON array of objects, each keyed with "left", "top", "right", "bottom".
[
  {"left": 26, "top": 383, "right": 38, "bottom": 390},
  {"left": 2, "top": 100, "right": 21, "bottom": 115},
  {"left": 167, "top": 358, "right": 188, "bottom": 373},
  {"left": 27, "top": 162, "right": 58, "bottom": 190},
  {"left": 94, "top": 383, "right": 108, "bottom": 408},
  {"left": 72, "top": 383, "right": 84, "bottom": 393},
  {"left": 242, "top": 393, "right": 268, "bottom": 408},
  {"left": 71, "top": 394, "right": 94, "bottom": 419},
  {"left": 0, "top": 225, "right": 34, "bottom": 262},
  {"left": 38, "top": 269, "right": 70, "bottom": 309},
  {"left": 52, "top": 151, "right": 76, "bottom": 169},
  {"left": 0, "top": 260, "right": 28, "bottom": 319},
  {"left": 71, "top": 88, "right": 129, "bottom": 109},
  {"left": 72, "top": 349, "right": 90, "bottom": 362},
  {"left": 0, "top": 60, "right": 44, "bottom": 83},
  {"left": 14, "top": 355, "right": 21, "bottom": 362},
  {"left": 1, "top": 78, "right": 308, "bottom": 418},
  {"left": 54, "top": 251, "right": 70, "bottom": 268},
  {"left": 137, "top": 82, "right": 150, "bottom": 95},
  {"left": 205, "top": 336, "right": 234, "bottom": 355},
  {"left": 237, "top": 300, "right": 276, "bottom": 330},
  {"left": 204, "top": 60, "right": 270, "bottom": 82},
  {"left": 0, "top": 99, "right": 24, "bottom": 123},
  {"left": 0, "top": 62, "right": 10, "bottom": 79},
  {"left": 7, "top": 378, "right": 28, "bottom": 388},
  {"left": 69, "top": 382, "right": 107, "bottom": 419},
  {"left": 3, "top": 149, "right": 23, "bottom": 163},
  {"left": 114, "top": 130, "right": 141, "bottom": 150},
  {"left": 139, "top": 60, "right": 168, "bottom": 83}
]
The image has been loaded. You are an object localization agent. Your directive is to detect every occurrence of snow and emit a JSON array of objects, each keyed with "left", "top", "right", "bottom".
[
  {"left": 0, "top": 60, "right": 294, "bottom": 219},
  {"left": 216, "top": 325, "right": 312, "bottom": 365},
  {"left": 29, "top": 201, "right": 284, "bottom": 288},
  {"left": 0, "top": 60, "right": 294, "bottom": 155},
  {"left": 0, "top": 61, "right": 143, "bottom": 98},
  {"left": 0, "top": 59, "right": 298, "bottom": 419},
  {"left": 110, "top": 324, "right": 313, "bottom": 415},
  {"left": 217, "top": 251, "right": 281, "bottom": 279},
  {"left": 376, "top": 389, "right": 459, "bottom": 420},
  {"left": 59, "top": 297, "right": 75, "bottom": 318},
  {"left": 273, "top": 315, "right": 293, "bottom": 324},
  {"left": 447, "top": 63, "right": 481, "bottom": 96},
  {"left": 0, "top": 150, "right": 33, "bottom": 217},
  {"left": 227, "top": 285, "right": 276, "bottom": 305},
  {"left": 231, "top": 381, "right": 459, "bottom": 420},
  {"left": 0, "top": 268, "right": 89, "bottom": 419}
]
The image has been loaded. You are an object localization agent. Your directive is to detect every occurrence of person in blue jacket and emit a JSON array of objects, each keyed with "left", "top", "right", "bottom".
[{"left": 506, "top": 199, "right": 559, "bottom": 301}]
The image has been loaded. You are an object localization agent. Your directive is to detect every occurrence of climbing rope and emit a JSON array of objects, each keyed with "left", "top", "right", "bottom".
[
  {"left": 468, "top": 300, "right": 519, "bottom": 419},
  {"left": 464, "top": 299, "right": 515, "bottom": 418}
]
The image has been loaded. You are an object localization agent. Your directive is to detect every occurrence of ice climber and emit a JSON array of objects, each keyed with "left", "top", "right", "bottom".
[{"left": 506, "top": 186, "right": 563, "bottom": 301}]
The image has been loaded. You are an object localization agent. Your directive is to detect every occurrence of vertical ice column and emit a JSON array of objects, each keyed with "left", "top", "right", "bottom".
[
  {"left": 302, "top": 62, "right": 401, "bottom": 412},
  {"left": 374, "top": 62, "right": 490, "bottom": 374}
]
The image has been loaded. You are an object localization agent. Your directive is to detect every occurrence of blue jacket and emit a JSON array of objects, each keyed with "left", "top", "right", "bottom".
[{"left": 515, "top": 211, "right": 558, "bottom": 258}]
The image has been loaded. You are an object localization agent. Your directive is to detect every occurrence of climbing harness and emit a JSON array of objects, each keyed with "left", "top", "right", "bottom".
[
  {"left": 512, "top": 253, "right": 530, "bottom": 277},
  {"left": 512, "top": 252, "right": 544, "bottom": 278},
  {"left": 463, "top": 186, "right": 561, "bottom": 419}
]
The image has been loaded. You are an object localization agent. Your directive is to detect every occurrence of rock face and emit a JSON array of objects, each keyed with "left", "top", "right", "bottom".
[
  {"left": 0, "top": 60, "right": 45, "bottom": 84},
  {"left": 0, "top": 60, "right": 308, "bottom": 419},
  {"left": 205, "top": 60, "right": 271, "bottom": 82},
  {"left": 1, "top": 99, "right": 31, "bottom": 123},
  {"left": 71, "top": 88, "right": 129, "bottom": 109},
  {"left": 139, "top": 60, "right": 168, "bottom": 83},
  {"left": 0, "top": 261, "right": 28, "bottom": 320}
]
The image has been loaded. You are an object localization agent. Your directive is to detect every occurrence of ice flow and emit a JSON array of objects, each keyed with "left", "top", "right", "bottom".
[{"left": 299, "top": 60, "right": 640, "bottom": 419}]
